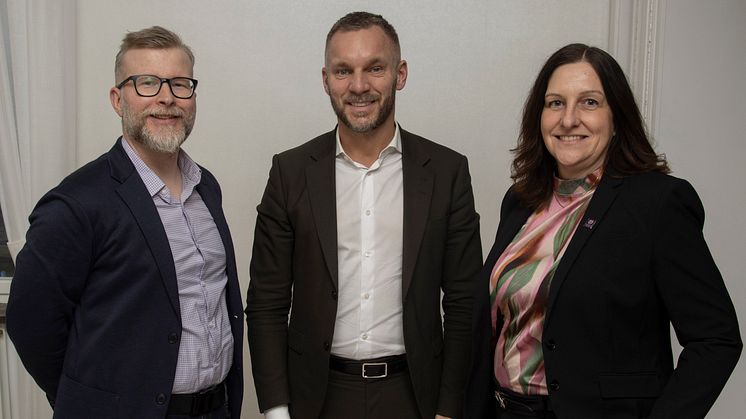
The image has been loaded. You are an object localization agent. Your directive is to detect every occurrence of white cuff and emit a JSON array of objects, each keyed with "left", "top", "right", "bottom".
[{"left": 264, "top": 404, "right": 291, "bottom": 419}]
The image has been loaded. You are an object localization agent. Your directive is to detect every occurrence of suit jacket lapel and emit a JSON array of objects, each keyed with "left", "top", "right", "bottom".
[
  {"left": 545, "top": 175, "right": 624, "bottom": 322},
  {"left": 486, "top": 193, "right": 533, "bottom": 271},
  {"left": 197, "top": 181, "right": 238, "bottom": 287},
  {"left": 401, "top": 130, "right": 434, "bottom": 299},
  {"left": 198, "top": 180, "right": 244, "bottom": 330},
  {"left": 305, "top": 131, "right": 339, "bottom": 289},
  {"left": 109, "top": 138, "right": 180, "bottom": 316}
]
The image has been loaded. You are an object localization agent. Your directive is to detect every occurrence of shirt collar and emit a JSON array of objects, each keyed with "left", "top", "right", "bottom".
[
  {"left": 335, "top": 123, "right": 402, "bottom": 164},
  {"left": 553, "top": 167, "right": 603, "bottom": 197},
  {"left": 121, "top": 137, "right": 202, "bottom": 199}
]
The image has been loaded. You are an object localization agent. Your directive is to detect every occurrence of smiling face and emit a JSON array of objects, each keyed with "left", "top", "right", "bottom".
[
  {"left": 541, "top": 61, "right": 614, "bottom": 179},
  {"left": 110, "top": 48, "right": 196, "bottom": 155},
  {"left": 322, "top": 26, "right": 407, "bottom": 136}
]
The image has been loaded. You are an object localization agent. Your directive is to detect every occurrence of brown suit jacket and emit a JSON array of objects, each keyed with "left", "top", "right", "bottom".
[{"left": 246, "top": 128, "right": 482, "bottom": 418}]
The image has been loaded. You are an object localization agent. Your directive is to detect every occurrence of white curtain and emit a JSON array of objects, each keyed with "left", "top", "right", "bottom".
[
  {"left": 0, "top": 1, "right": 77, "bottom": 418},
  {"left": 0, "top": 0, "right": 77, "bottom": 260}
]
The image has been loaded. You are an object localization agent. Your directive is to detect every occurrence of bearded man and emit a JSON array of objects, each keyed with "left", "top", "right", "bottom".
[
  {"left": 6, "top": 26, "right": 243, "bottom": 419},
  {"left": 246, "top": 12, "right": 482, "bottom": 419}
]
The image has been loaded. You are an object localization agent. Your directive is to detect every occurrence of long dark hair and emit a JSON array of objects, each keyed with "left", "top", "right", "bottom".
[{"left": 511, "top": 43, "right": 670, "bottom": 210}]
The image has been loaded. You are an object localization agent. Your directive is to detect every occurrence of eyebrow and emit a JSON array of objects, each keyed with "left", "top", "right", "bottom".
[
  {"left": 329, "top": 57, "right": 388, "bottom": 68},
  {"left": 545, "top": 90, "right": 605, "bottom": 98}
]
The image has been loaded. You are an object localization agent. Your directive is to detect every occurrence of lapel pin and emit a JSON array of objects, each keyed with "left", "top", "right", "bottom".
[{"left": 582, "top": 218, "right": 597, "bottom": 229}]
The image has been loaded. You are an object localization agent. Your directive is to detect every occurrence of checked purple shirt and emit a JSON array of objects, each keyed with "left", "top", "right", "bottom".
[{"left": 123, "top": 138, "right": 233, "bottom": 394}]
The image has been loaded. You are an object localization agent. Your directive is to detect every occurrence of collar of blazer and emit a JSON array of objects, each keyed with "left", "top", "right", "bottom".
[
  {"left": 304, "top": 127, "right": 434, "bottom": 300},
  {"left": 544, "top": 172, "right": 624, "bottom": 323},
  {"left": 108, "top": 137, "right": 181, "bottom": 316}
]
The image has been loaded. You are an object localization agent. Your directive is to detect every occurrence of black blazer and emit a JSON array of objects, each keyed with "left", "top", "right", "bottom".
[
  {"left": 246, "top": 128, "right": 483, "bottom": 419},
  {"left": 6, "top": 139, "right": 244, "bottom": 419},
  {"left": 465, "top": 172, "right": 741, "bottom": 419}
]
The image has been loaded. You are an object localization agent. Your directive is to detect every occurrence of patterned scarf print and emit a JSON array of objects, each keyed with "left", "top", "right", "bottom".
[{"left": 490, "top": 169, "right": 601, "bottom": 395}]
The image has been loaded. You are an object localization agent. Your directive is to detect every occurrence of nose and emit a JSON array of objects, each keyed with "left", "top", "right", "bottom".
[
  {"left": 155, "top": 81, "right": 176, "bottom": 105},
  {"left": 349, "top": 72, "right": 369, "bottom": 95},
  {"left": 561, "top": 105, "right": 580, "bottom": 128}
]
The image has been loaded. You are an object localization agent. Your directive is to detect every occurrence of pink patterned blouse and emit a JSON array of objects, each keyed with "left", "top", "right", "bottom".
[{"left": 490, "top": 169, "right": 601, "bottom": 395}]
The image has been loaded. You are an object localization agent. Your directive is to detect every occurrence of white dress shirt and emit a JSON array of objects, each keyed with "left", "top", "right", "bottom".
[
  {"left": 264, "top": 125, "right": 405, "bottom": 419},
  {"left": 332, "top": 125, "right": 405, "bottom": 359}
]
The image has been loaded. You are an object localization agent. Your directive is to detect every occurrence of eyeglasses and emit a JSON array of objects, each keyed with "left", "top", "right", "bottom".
[{"left": 116, "top": 74, "right": 198, "bottom": 99}]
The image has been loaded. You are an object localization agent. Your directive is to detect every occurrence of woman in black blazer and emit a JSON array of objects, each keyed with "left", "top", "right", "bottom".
[{"left": 465, "top": 44, "right": 741, "bottom": 419}]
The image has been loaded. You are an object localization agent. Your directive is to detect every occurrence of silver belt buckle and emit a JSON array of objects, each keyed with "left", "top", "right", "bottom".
[{"left": 361, "top": 362, "right": 388, "bottom": 378}]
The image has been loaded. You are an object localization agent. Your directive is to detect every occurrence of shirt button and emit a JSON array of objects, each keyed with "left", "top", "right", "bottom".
[
  {"left": 362, "top": 293, "right": 370, "bottom": 300},
  {"left": 331, "top": 290, "right": 338, "bottom": 300},
  {"left": 155, "top": 393, "right": 167, "bottom": 405},
  {"left": 200, "top": 281, "right": 206, "bottom": 287},
  {"left": 364, "top": 251, "right": 371, "bottom": 258},
  {"left": 365, "top": 209, "right": 371, "bottom": 216},
  {"left": 549, "top": 380, "right": 560, "bottom": 391},
  {"left": 546, "top": 339, "right": 557, "bottom": 350},
  {"left": 323, "top": 341, "right": 331, "bottom": 351},
  {"left": 361, "top": 333, "right": 368, "bottom": 341},
  {"left": 168, "top": 332, "right": 179, "bottom": 344}
]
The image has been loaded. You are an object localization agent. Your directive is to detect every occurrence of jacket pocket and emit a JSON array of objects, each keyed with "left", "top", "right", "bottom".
[
  {"left": 54, "top": 374, "right": 120, "bottom": 418},
  {"left": 598, "top": 372, "right": 661, "bottom": 399}
]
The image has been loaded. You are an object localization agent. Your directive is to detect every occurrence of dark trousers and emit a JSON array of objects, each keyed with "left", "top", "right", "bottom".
[
  {"left": 497, "top": 409, "right": 557, "bottom": 419},
  {"left": 166, "top": 405, "right": 231, "bottom": 419},
  {"left": 319, "top": 369, "right": 421, "bottom": 419},
  {"left": 166, "top": 405, "right": 229, "bottom": 419}
]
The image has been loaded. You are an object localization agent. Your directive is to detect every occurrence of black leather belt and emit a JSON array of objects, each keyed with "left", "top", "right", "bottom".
[
  {"left": 495, "top": 386, "right": 552, "bottom": 414},
  {"left": 167, "top": 382, "right": 226, "bottom": 416},
  {"left": 329, "top": 354, "right": 407, "bottom": 378}
]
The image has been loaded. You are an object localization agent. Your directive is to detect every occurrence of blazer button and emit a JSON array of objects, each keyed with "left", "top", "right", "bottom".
[
  {"left": 156, "top": 393, "right": 167, "bottom": 405},
  {"left": 331, "top": 290, "right": 338, "bottom": 300},
  {"left": 323, "top": 341, "right": 331, "bottom": 351},
  {"left": 545, "top": 339, "right": 557, "bottom": 350},
  {"left": 168, "top": 332, "right": 179, "bottom": 344},
  {"left": 549, "top": 380, "right": 560, "bottom": 391}
]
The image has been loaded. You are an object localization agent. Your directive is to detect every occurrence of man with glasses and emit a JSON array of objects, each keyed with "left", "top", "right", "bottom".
[
  {"left": 7, "top": 26, "right": 243, "bottom": 419},
  {"left": 247, "top": 12, "right": 482, "bottom": 419}
]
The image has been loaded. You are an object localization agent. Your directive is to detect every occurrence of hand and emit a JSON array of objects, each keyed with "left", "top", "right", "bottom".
[{"left": 435, "top": 415, "right": 452, "bottom": 419}]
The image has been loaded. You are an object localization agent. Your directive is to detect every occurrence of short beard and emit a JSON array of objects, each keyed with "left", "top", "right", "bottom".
[
  {"left": 331, "top": 80, "right": 397, "bottom": 133},
  {"left": 121, "top": 101, "right": 194, "bottom": 154}
]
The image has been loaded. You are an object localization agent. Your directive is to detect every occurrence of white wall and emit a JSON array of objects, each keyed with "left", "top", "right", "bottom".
[
  {"left": 73, "top": 1, "right": 746, "bottom": 418},
  {"left": 654, "top": 1, "right": 746, "bottom": 417}
]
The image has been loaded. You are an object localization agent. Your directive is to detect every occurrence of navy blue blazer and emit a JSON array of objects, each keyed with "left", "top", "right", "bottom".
[
  {"left": 7, "top": 138, "right": 244, "bottom": 418},
  {"left": 465, "top": 172, "right": 741, "bottom": 419}
]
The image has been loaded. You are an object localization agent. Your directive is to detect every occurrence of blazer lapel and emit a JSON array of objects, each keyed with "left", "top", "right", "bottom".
[
  {"left": 401, "top": 130, "right": 434, "bottom": 299},
  {"left": 109, "top": 139, "right": 180, "bottom": 316},
  {"left": 305, "top": 132, "right": 339, "bottom": 289},
  {"left": 486, "top": 205, "right": 533, "bottom": 272},
  {"left": 197, "top": 181, "right": 237, "bottom": 284},
  {"left": 545, "top": 175, "right": 624, "bottom": 322}
]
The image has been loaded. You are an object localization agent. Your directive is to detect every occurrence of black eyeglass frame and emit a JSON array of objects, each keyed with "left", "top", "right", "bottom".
[{"left": 115, "top": 74, "right": 198, "bottom": 99}]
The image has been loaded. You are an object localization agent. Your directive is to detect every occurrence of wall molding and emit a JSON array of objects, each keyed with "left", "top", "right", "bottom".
[{"left": 608, "top": 0, "right": 666, "bottom": 139}]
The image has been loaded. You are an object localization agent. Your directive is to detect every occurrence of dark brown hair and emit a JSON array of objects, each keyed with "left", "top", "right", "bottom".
[
  {"left": 114, "top": 26, "right": 194, "bottom": 83},
  {"left": 325, "top": 12, "right": 400, "bottom": 62},
  {"left": 511, "top": 43, "right": 670, "bottom": 209}
]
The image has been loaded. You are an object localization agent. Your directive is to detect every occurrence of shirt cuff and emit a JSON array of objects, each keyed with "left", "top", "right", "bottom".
[{"left": 265, "top": 404, "right": 291, "bottom": 419}]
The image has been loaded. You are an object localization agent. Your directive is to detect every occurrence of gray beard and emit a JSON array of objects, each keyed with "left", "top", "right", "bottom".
[{"left": 121, "top": 103, "right": 193, "bottom": 154}]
